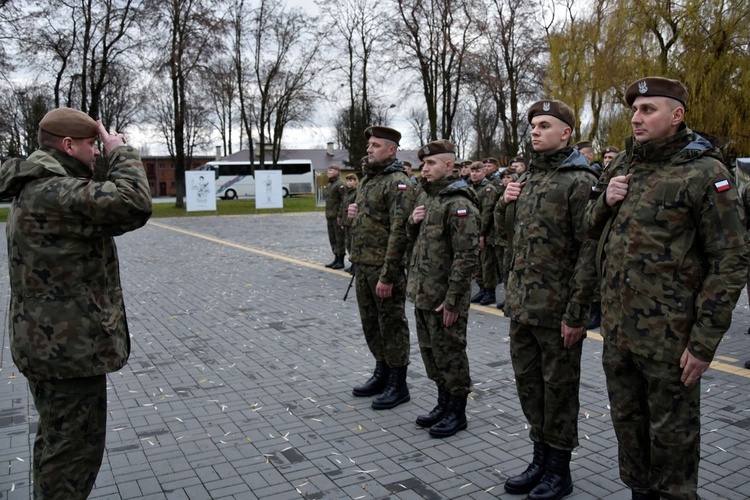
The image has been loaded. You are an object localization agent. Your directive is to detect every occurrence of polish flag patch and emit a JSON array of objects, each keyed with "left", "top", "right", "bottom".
[
  {"left": 456, "top": 208, "right": 468, "bottom": 217},
  {"left": 397, "top": 183, "right": 407, "bottom": 190},
  {"left": 714, "top": 179, "right": 730, "bottom": 192}
]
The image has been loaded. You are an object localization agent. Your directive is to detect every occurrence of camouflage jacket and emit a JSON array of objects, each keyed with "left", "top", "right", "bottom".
[
  {"left": 0, "top": 146, "right": 152, "bottom": 380},
  {"left": 471, "top": 178, "right": 499, "bottom": 239},
  {"left": 489, "top": 184, "right": 507, "bottom": 246},
  {"left": 586, "top": 127, "right": 748, "bottom": 363},
  {"left": 350, "top": 158, "right": 415, "bottom": 283},
  {"left": 324, "top": 175, "right": 344, "bottom": 219},
  {"left": 406, "top": 177, "right": 480, "bottom": 312},
  {"left": 497, "top": 146, "right": 598, "bottom": 329},
  {"left": 340, "top": 185, "right": 357, "bottom": 227}
]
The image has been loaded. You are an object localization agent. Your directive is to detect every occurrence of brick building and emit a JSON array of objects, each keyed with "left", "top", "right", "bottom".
[{"left": 141, "top": 155, "right": 215, "bottom": 197}]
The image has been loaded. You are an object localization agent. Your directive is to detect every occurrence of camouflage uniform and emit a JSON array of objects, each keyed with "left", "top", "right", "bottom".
[
  {"left": 350, "top": 157, "right": 415, "bottom": 367},
  {"left": 0, "top": 145, "right": 152, "bottom": 499},
  {"left": 341, "top": 183, "right": 358, "bottom": 258},
  {"left": 472, "top": 178, "right": 500, "bottom": 291},
  {"left": 586, "top": 127, "right": 748, "bottom": 498},
  {"left": 496, "top": 146, "right": 598, "bottom": 451},
  {"left": 325, "top": 174, "right": 345, "bottom": 256},
  {"left": 407, "top": 177, "right": 479, "bottom": 397},
  {"left": 491, "top": 183, "right": 509, "bottom": 287}
]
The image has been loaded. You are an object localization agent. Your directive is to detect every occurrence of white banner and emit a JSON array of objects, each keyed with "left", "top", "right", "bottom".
[
  {"left": 185, "top": 171, "right": 217, "bottom": 212},
  {"left": 255, "top": 170, "right": 283, "bottom": 209}
]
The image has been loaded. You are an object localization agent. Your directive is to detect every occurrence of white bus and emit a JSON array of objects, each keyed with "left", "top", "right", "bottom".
[{"left": 198, "top": 160, "right": 315, "bottom": 199}]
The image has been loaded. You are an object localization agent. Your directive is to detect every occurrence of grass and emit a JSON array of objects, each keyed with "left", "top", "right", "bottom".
[{"left": 0, "top": 195, "right": 323, "bottom": 223}]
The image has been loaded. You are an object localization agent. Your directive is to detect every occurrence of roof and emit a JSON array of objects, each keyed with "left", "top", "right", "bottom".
[{"left": 220, "top": 148, "right": 423, "bottom": 171}]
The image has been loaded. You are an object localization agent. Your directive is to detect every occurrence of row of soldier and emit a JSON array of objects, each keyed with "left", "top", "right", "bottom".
[{"left": 323, "top": 76, "right": 748, "bottom": 500}]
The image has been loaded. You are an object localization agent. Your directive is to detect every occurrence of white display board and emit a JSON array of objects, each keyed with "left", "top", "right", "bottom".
[
  {"left": 255, "top": 170, "right": 283, "bottom": 209},
  {"left": 185, "top": 171, "right": 217, "bottom": 212}
]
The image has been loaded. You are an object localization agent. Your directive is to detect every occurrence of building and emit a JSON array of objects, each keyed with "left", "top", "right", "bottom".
[{"left": 142, "top": 155, "right": 215, "bottom": 197}]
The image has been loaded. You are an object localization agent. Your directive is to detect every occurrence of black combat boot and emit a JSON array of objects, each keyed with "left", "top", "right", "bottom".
[
  {"left": 415, "top": 385, "right": 449, "bottom": 427},
  {"left": 527, "top": 447, "right": 573, "bottom": 500},
  {"left": 324, "top": 255, "right": 337, "bottom": 268},
  {"left": 631, "top": 490, "right": 659, "bottom": 500},
  {"left": 331, "top": 254, "right": 345, "bottom": 270},
  {"left": 480, "top": 288, "right": 496, "bottom": 306},
  {"left": 371, "top": 366, "right": 410, "bottom": 410},
  {"left": 587, "top": 301, "right": 601, "bottom": 329},
  {"left": 470, "top": 287, "right": 485, "bottom": 303},
  {"left": 352, "top": 361, "right": 389, "bottom": 397},
  {"left": 504, "top": 441, "right": 549, "bottom": 494},
  {"left": 428, "top": 394, "right": 467, "bottom": 437}
]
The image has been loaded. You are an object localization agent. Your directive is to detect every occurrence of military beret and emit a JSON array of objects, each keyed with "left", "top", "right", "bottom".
[
  {"left": 483, "top": 157, "right": 499, "bottom": 165},
  {"left": 576, "top": 141, "right": 592, "bottom": 149},
  {"left": 510, "top": 156, "right": 526, "bottom": 164},
  {"left": 602, "top": 145, "right": 620, "bottom": 154},
  {"left": 460, "top": 160, "right": 473, "bottom": 167},
  {"left": 470, "top": 161, "right": 486, "bottom": 170},
  {"left": 527, "top": 99, "right": 575, "bottom": 129},
  {"left": 402, "top": 161, "right": 412, "bottom": 167},
  {"left": 625, "top": 77, "right": 688, "bottom": 110},
  {"left": 39, "top": 107, "right": 99, "bottom": 139},
  {"left": 418, "top": 139, "right": 456, "bottom": 160},
  {"left": 329, "top": 164, "right": 340, "bottom": 170},
  {"left": 364, "top": 125, "right": 401, "bottom": 146}
]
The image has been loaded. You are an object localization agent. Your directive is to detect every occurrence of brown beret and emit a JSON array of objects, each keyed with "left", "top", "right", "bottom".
[
  {"left": 39, "top": 108, "right": 99, "bottom": 139},
  {"left": 402, "top": 161, "right": 412, "bottom": 167},
  {"left": 470, "top": 161, "right": 486, "bottom": 171},
  {"left": 329, "top": 164, "right": 340, "bottom": 171},
  {"left": 625, "top": 77, "right": 688, "bottom": 110},
  {"left": 527, "top": 99, "right": 575, "bottom": 129},
  {"left": 418, "top": 139, "right": 456, "bottom": 160},
  {"left": 576, "top": 141, "right": 592, "bottom": 149},
  {"left": 460, "top": 160, "right": 473, "bottom": 167},
  {"left": 602, "top": 145, "right": 620, "bottom": 154},
  {"left": 510, "top": 156, "right": 526, "bottom": 164},
  {"left": 364, "top": 125, "right": 401, "bottom": 146},
  {"left": 483, "top": 157, "right": 499, "bottom": 166}
]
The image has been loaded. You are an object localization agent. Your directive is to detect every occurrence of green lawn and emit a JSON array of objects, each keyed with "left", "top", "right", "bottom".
[{"left": 0, "top": 195, "right": 323, "bottom": 223}]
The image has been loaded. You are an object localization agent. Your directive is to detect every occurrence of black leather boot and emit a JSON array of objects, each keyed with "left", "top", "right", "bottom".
[
  {"left": 331, "top": 254, "right": 345, "bottom": 270},
  {"left": 528, "top": 447, "right": 573, "bottom": 500},
  {"left": 504, "top": 441, "right": 549, "bottom": 494},
  {"left": 428, "top": 394, "right": 467, "bottom": 437},
  {"left": 587, "top": 301, "right": 601, "bottom": 329},
  {"left": 352, "top": 361, "right": 389, "bottom": 397},
  {"left": 631, "top": 490, "right": 659, "bottom": 500},
  {"left": 415, "top": 385, "right": 449, "bottom": 427},
  {"left": 470, "top": 287, "right": 485, "bottom": 303},
  {"left": 480, "top": 288, "right": 496, "bottom": 306},
  {"left": 371, "top": 366, "right": 410, "bottom": 410},
  {"left": 324, "top": 255, "right": 337, "bottom": 268}
]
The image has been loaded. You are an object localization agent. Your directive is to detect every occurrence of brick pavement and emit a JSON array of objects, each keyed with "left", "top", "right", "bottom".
[{"left": 1, "top": 212, "right": 750, "bottom": 499}]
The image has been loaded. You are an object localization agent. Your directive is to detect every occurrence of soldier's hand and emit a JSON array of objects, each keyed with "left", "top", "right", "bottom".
[
  {"left": 560, "top": 322, "right": 584, "bottom": 348},
  {"left": 347, "top": 203, "right": 358, "bottom": 219},
  {"left": 97, "top": 121, "right": 127, "bottom": 155},
  {"left": 504, "top": 182, "right": 525, "bottom": 203},
  {"left": 337, "top": 216, "right": 342, "bottom": 226},
  {"left": 435, "top": 302, "right": 458, "bottom": 327},
  {"left": 680, "top": 348, "right": 710, "bottom": 387},
  {"left": 375, "top": 280, "right": 393, "bottom": 299},
  {"left": 412, "top": 205, "right": 426, "bottom": 223},
  {"left": 479, "top": 236, "right": 485, "bottom": 249},
  {"left": 605, "top": 174, "right": 632, "bottom": 207}
]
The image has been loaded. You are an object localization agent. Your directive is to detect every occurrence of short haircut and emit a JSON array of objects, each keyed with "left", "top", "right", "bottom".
[{"left": 38, "top": 129, "right": 65, "bottom": 149}]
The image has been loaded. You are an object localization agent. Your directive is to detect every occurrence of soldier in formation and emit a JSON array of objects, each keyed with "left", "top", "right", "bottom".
[
  {"left": 468, "top": 161, "right": 501, "bottom": 306},
  {"left": 341, "top": 173, "right": 359, "bottom": 273},
  {"left": 324, "top": 164, "right": 346, "bottom": 269}
]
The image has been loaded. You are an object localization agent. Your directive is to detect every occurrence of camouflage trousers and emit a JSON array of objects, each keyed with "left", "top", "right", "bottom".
[
  {"left": 355, "top": 263, "right": 410, "bottom": 367},
  {"left": 509, "top": 321, "right": 582, "bottom": 450},
  {"left": 414, "top": 307, "right": 471, "bottom": 397},
  {"left": 479, "top": 244, "right": 498, "bottom": 289},
  {"left": 602, "top": 339, "right": 701, "bottom": 500},
  {"left": 344, "top": 226, "right": 353, "bottom": 257},
  {"left": 495, "top": 244, "right": 509, "bottom": 286},
  {"left": 28, "top": 375, "right": 107, "bottom": 500},
  {"left": 326, "top": 217, "right": 345, "bottom": 255}
]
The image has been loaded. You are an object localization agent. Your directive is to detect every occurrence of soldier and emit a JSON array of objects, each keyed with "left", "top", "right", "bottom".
[
  {"left": 406, "top": 139, "right": 479, "bottom": 438},
  {"left": 468, "top": 162, "right": 500, "bottom": 306},
  {"left": 575, "top": 140, "right": 602, "bottom": 175},
  {"left": 586, "top": 77, "right": 747, "bottom": 500},
  {"left": 323, "top": 165, "right": 346, "bottom": 269},
  {"left": 601, "top": 146, "right": 620, "bottom": 170},
  {"left": 403, "top": 161, "right": 418, "bottom": 185},
  {"left": 484, "top": 157, "right": 501, "bottom": 184},
  {"left": 497, "top": 99, "right": 598, "bottom": 499},
  {"left": 341, "top": 173, "right": 359, "bottom": 273},
  {"left": 459, "top": 160, "right": 472, "bottom": 181},
  {"left": 348, "top": 126, "right": 415, "bottom": 410},
  {"left": 0, "top": 108, "right": 152, "bottom": 499},
  {"left": 510, "top": 155, "right": 527, "bottom": 175},
  {"left": 493, "top": 169, "right": 518, "bottom": 310}
]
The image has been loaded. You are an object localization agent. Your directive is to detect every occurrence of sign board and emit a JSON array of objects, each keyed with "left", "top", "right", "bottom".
[
  {"left": 255, "top": 170, "right": 283, "bottom": 209},
  {"left": 185, "top": 171, "right": 217, "bottom": 212}
]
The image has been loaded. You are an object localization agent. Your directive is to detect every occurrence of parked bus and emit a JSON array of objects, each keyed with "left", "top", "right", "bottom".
[{"left": 198, "top": 160, "right": 315, "bottom": 199}]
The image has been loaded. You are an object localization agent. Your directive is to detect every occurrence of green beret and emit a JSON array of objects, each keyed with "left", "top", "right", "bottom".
[
  {"left": 418, "top": 139, "right": 456, "bottom": 160},
  {"left": 625, "top": 77, "right": 688, "bottom": 110},
  {"left": 364, "top": 125, "right": 401, "bottom": 146},
  {"left": 39, "top": 108, "right": 99, "bottom": 139},
  {"left": 527, "top": 99, "right": 575, "bottom": 129}
]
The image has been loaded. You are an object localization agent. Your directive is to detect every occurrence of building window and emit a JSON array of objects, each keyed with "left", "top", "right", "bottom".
[{"left": 159, "top": 163, "right": 165, "bottom": 169}]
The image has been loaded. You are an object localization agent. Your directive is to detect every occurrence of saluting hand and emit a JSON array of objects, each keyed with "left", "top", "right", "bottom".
[
  {"left": 680, "top": 348, "right": 710, "bottom": 387},
  {"left": 605, "top": 174, "right": 632, "bottom": 207},
  {"left": 412, "top": 205, "right": 426, "bottom": 224},
  {"left": 97, "top": 121, "right": 127, "bottom": 155},
  {"left": 504, "top": 182, "right": 525, "bottom": 203}
]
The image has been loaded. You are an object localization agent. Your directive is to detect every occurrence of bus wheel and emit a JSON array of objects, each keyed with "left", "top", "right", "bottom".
[
  {"left": 282, "top": 188, "right": 289, "bottom": 198},
  {"left": 225, "top": 189, "right": 237, "bottom": 200}
]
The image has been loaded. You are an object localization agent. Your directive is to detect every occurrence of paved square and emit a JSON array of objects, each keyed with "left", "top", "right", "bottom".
[{"left": 1, "top": 212, "right": 749, "bottom": 499}]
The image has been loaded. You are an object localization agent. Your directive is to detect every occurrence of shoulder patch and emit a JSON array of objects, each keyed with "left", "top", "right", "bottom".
[
  {"left": 715, "top": 179, "right": 730, "bottom": 192},
  {"left": 456, "top": 208, "right": 468, "bottom": 217},
  {"left": 397, "top": 183, "right": 407, "bottom": 190}
]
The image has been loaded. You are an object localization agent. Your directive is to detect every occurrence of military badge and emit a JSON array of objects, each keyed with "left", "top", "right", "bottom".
[
  {"left": 486, "top": 188, "right": 492, "bottom": 193},
  {"left": 423, "top": 146, "right": 430, "bottom": 155},
  {"left": 397, "top": 183, "right": 407, "bottom": 190},
  {"left": 542, "top": 102, "right": 551, "bottom": 111},
  {"left": 456, "top": 208, "right": 468, "bottom": 217},
  {"left": 714, "top": 179, "right": 730, "bottom": 192},
  {"left": 638, "top": 80, "right": 648, "bottom": 94}
]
